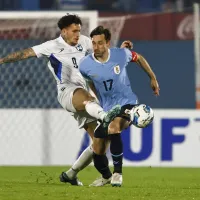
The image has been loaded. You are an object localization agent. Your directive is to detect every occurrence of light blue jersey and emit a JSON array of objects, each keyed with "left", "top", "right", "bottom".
[{"left": 79, "top": 48, "right": 138, "bottom": 111}]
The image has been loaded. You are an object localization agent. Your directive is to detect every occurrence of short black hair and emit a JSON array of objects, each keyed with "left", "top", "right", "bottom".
[
  {"left": 90, "top": 26, "right": 111, "bottom": 42},
  {"left": 57, "top": 14, "right": 82, "bottom": 30}
]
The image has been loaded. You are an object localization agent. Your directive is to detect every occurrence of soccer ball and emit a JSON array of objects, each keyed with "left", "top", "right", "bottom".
[{"left": 130, "top": 104, "right": 154, "bottom": 128}]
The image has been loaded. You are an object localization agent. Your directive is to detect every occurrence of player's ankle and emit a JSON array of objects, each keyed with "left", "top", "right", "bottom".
[
  {"left": 103, "top": 173, "right": 112, "bottom": 179},
  {"left": 113, "top": 168, "right": 122, "bottom": 174},
  {"left": 65, "top": 168, "right": 78, "bottom": 179}
]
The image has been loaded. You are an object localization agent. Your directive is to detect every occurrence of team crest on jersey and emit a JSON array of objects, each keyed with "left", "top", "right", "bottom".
[
  {"left": 114, "top": 65, "right": 120, "bottom": 74},
  {"left": 76, "top": 44, "right": 83, "bottom": 52}
]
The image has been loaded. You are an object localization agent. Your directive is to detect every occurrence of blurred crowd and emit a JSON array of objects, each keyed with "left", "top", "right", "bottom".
[{"left": 0, "top": 0, "right": 200, "bottom": 12}]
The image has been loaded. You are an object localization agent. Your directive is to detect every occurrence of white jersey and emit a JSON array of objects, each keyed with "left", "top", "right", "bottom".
[{"left": 32, "top": 35, "right": 92, "bottom": 89}]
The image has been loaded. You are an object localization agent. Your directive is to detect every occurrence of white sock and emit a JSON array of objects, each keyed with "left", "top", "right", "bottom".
[
  {"left": 66, "top": 145, "right": 93, "bottom": 179},
  {"left": 85, "top": 101, "right": 106, "bottom": 121}
]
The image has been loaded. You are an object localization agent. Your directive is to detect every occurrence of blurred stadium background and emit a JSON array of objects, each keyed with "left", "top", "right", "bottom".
[{"left": 0, "top": 1, "right": 200, "bottom": 199}]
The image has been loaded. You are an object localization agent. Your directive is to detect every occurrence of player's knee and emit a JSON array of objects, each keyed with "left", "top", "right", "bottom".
[
  {"left": 83, "top": 91, "right": 96, "bottom": 105},
  {"left": 108, "top": 122, "right": 121, "bottom": 134},
  {"left": 93, "top": 146, "right": 106, "bottom": 155},
  {"left": 83, "top": 98, "right": 96, "bottom": 106},
  {"left": 73, "top": 88, "right": 95, "bottom": 110},
  {"left": 91, "top": 143, "right": 106, "bottom": 155},
  {"left": 77, "top": 88, "right": 95, "bottom": 103},
  {"left": 92, "top": 138, "right": 107, "bottom": 155}
]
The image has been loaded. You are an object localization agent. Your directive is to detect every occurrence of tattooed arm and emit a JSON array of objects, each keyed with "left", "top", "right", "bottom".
[
  {"left": 0, "top": 48, "right": 36, "bottom": 64},
  {"left": 135, "top": 53, "right": 160, "bottom": 96}
]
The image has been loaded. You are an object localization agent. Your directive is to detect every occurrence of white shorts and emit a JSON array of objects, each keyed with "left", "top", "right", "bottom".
[{"left": 57, "top": 84, "right": 96, "bottom": 128}]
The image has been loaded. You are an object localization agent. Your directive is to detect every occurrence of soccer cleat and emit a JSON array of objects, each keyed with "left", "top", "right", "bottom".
[
  {"left": 59, "top": 172, "right": 83, "bottom": 186},
  {"left": 89, "top": 176, "right": 112, "bottom": 187},
  {"left": 111, "top": 173, "right": 123, "bottom": 187},
  {"left": 103, "top": 105, "right": 121, "bottom": 128}
]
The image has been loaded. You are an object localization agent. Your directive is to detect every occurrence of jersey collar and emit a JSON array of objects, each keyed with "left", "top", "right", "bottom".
[
  {"left": 92, "top": 49, "right": 111, "bottom": 64},
  {"left": 58, "top": 35, "right": 70, "bottom": 47},
  {"left": 58, "top": 35, "right": 80, "bottom": 48}
]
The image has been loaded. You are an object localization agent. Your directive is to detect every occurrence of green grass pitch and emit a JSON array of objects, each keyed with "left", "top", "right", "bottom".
[{"left": 0, "top": 166, "right": 200, "bottom": 200}]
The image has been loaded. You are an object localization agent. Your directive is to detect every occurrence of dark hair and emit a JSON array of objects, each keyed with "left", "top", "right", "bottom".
[
  {"left": 90, "top": 26, "right": 111, "bottom": 42},
  {"left": 57, "top": 14, "right": 82, "bottom": 30}
]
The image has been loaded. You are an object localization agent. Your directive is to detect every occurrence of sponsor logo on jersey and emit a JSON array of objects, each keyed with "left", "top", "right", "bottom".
[
  {"left": 61, "top": 87, "right": 66, "bottom": 91},
  {"left": 76, "top": 44, "right": 83, "bottom": 52},
  {"left": 58, "top": 48, "right": 64, "bottom": 53},
  {"left": 114, "top": 65, "right": 120, "bottom": 74}
]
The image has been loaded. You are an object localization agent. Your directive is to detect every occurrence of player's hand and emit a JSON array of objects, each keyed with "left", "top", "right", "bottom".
[
  {"left": 120, "top": 40, "right": 133, "bottom": 49},
  {"left": 150, "top": 78, "right": 160, "bottom": 96}
]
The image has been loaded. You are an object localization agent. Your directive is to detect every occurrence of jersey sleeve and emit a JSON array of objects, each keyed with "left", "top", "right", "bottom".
[
  {"left": 123, "top": 48, "right": 138, "bottom": 63},
  {"left": 31, "top": 40, "right": 54, "bottom": 58}
]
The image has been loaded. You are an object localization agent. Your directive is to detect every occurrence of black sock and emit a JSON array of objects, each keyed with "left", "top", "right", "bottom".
[
  {"left": 93, "top": 153, "right": 112, "bottom": 179},
  {"left": 109, "top": 134, "right": 123, "bottom": 174}
]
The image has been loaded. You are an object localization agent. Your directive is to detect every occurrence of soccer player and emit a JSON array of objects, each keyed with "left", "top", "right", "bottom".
[
  {"left": 79, "top": 26, "right": 160, "bottom": 187},
  {"left": 0, "top": 14, "right": 133, "bottom": 186}
]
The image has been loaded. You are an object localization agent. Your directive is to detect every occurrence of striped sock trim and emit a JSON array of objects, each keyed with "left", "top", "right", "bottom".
[{"left": 111, "top": 153, "right": 123, "bottom": 157}]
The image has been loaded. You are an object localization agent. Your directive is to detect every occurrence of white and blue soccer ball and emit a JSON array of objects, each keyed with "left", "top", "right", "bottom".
[{"left": 130, "top": 104, "right": 154, "bottom": 128}]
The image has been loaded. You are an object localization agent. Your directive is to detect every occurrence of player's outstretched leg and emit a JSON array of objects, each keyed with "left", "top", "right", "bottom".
[
  {"left": 59, "top": 172, "right": 83, "bottom": 186},
  {"left": 102, "top": 105, "right": 121, "bottom": 128},
  {"left": 60, "top": 145, "right": 93, "bottom": 186},
  {"left": 111, "top": 172, "right": 123, "bottom": 187}
]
